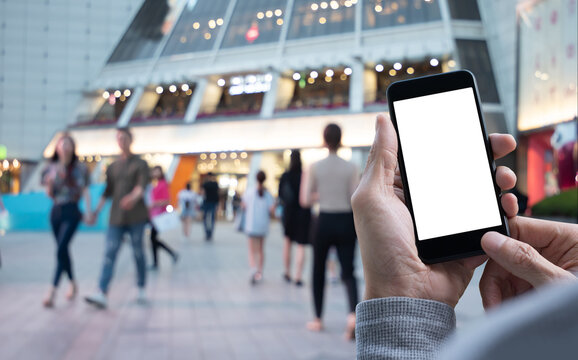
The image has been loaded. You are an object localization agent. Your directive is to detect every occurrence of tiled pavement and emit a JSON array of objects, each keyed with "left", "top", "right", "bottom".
[{"left": 0, "top": 221, "right": 486, "bottom": 360}]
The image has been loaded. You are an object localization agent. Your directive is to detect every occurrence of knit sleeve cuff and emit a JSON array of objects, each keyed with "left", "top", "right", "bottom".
[{"left": 356, "top": 297, "right": 456, "bottom": 360}]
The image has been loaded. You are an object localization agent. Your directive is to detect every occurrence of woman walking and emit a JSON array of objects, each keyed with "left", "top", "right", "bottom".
[
  {"left": 243, "top": 171, "right": 275, "bottom": 285},
  {"left": 302, "top": 123, "right": 359, "bottom": 340},
  {"left": 178, "top": 183, "right": 198, "bottom": 238},
  {"left": 42, "top": 134, "right": 92, "bottom": 308},
  {"left": 278, "top": 150, "right": 311, "bottom": 286},
  {"left": 149, "top": 166, "right": 178, "bottom": 270}
]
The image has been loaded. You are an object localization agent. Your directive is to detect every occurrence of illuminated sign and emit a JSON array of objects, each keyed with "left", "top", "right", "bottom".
[
  {"left": 245, "top": 24, "right": 259, "bottom": 43},
  {"left": 0, "top": 145, "right": 6, "bottom": 160},
  {"left": 228, "top": 74, "right": 272, "bottom": 96}
]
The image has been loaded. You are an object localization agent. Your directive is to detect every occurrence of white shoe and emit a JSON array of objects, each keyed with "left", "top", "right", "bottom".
[
  {"left": 136, "top": 288, "right": 147, "bottom": 304},
  {"left": 84, "top": 292, "right": 107, "bottom": 309}
]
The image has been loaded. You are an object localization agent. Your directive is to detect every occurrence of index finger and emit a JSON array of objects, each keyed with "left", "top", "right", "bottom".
[
  {"left": 489, "top": 133, "right": 516, "bottom": 160},
  {"left": 508, "top": 216, "right": 578, "bottom": 248}
]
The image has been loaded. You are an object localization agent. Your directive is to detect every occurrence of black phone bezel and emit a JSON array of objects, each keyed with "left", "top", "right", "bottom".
[{"left": 386, "top": 70, "right": 510, "bottom": 264}]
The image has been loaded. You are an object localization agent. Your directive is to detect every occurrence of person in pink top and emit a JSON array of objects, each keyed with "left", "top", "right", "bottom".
[{"left": 149, "top": 166, "right": 178, "bottom": 270}]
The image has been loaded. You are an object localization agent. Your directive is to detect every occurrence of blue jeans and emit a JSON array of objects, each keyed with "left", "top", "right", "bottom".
[
  {"left": 98, "top": 222, "right": 146, "bottom": 293},
  {"left": 203, "top": 202, "right": 218, "bottom": 239},
  {"left": 50, "top": 203, "right": 82, "bottom": 287}
]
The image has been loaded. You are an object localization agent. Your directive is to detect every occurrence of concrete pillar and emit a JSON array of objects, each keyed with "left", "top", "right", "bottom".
[
  {"left": 260, "top": 71, "right": 280, "bottom": 119},
  {"left": 184, "top": 78, "right": 208, "bottom": 123},
  {"left": 349, "top": 59, "right": 365, "bottom": 113},
  {"left": 116, "top": 86, "right": 144, "bottom": 127}
]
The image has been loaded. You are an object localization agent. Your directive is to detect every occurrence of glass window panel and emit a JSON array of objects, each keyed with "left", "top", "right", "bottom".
[
  {"left": 456, "top": 40, "right": 500, "bottom": 103},
  {"left": 446, "top": 0, "right": 481, "bottom": 20},
  {"left": 162, "top": 0, "right": 230, "bottom": 57},
  {"left": 371, "top": 59, "right": 443, "bottom": 104},
  {"left": 363, "top": 0, "right": 441, "bottom": 30},
  {"left": 108, "top": 0, "right": 179, "bottom": 63},
  {"left": 222, "top": 0, "right": 288, "bottom": 48},
  {"left": 283, "top": 67, "right": 350, "bottom": 111},
  {"left": 287, "top": 0, "right": 357, "bottom": 40},
  {"left": 131, "top": 84, "right": 196, "bottom": 124}
]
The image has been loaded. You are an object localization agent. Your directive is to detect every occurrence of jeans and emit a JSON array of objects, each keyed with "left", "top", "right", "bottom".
[
  {"left": 203, "top": 201, "right": 218, "bottom": 239},
  {"left": 98, "top": 222, "right": 147, "bottom": 294},
  {"left": 50, "top": 203, "right": 82, "bottom": 287}
]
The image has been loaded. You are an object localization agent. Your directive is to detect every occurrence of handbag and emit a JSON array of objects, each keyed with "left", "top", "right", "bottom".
[{"left": 151, "top": 211, "right": 180, "bottom": 233}]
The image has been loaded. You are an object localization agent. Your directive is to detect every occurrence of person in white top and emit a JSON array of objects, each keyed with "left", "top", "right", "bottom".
[
  {"left": 242, "top": 170, "right": 275, "bottom": 285},
  {"left": 178, "top": 183, "right": 198, "bottom": 238},
  {"left": 301, "top": 123, "right": 360, "bottom": 340}
]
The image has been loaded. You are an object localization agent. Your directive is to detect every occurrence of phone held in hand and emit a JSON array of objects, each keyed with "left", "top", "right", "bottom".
[{"left": 386, "top": 70, "right": 509, "bottom": 264}]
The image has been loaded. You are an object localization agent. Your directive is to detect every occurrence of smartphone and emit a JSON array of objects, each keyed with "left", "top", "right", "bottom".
[{"left": 386, "top": 70, "right": 509, "bottom": 264}]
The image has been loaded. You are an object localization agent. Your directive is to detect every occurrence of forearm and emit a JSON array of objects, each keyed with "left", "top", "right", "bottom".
[
  {"left": 152, "top": 199, "right": 169, "bottom": 207},
  {"left": 356, "top": 297, "right": 456, "bottom": 360},
  {"left": 83, "top": 188, "right": 92, "bottom": 214},
  {"left": 129, "top": 185, "right": 144, "bottom": 202},
  {"left": 94, "top": 197, "right": 107, "bottom": 214}
]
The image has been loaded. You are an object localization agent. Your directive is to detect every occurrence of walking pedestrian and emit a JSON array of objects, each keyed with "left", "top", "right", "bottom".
[
  {"left": 84, "top": 128, "right": 150, "bottom": 308},
  {"left": 301, "top": 123, "right": 359, "bottom": 340},
  {"left": 243, "top": 171, "right": 275, "bottom": 285},
  {"left": 279, "top": 150, "right": 311, "bottom": 287},
  {"left": 42, "top": 134, "right": 92, "bottom": 308},
  {"left": 201, "top": 172, "right": 219, "bottom": 241},
  {"left": 178, "top": 183, "right": 198, "bottom": 238},
  {"left": 148, "top": 166, "right": 178, "bottom": 270}
]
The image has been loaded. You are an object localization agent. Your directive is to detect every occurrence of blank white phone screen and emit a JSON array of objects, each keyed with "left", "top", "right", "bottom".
[{"left": 393, "top": 87, "right": 502, "bottom": 241}]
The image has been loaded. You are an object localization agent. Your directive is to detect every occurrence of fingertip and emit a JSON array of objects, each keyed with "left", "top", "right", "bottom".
[
  {"left": 481, "top": 231, "right": 506, "bottom": 254},
  {"left": 501, "top": 193, "right": 519, "bottom": 218}
]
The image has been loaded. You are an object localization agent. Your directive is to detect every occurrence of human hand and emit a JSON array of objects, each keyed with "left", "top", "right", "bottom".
[
  {"left": 120, "top": 194, "right": 137, "bottom": 210},
  {"left": 351, "top": 114, "right": 518, "bottom": 307},
  {"left": 84, "top": 211, "right": 96, "bottom": 225},
  {"left": 480, "top": 217, "right": 578, "bottom": 309}
]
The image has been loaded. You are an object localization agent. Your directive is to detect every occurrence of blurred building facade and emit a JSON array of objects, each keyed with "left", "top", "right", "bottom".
[
  {"left": 36, "top": 0, "right": 509, "bottom": 210},
  {"left": 1, "top": 0, "right": 575, "bottom": 221},
  {"left": 0, "top": 0, "right": 144, "bottom": 194}
]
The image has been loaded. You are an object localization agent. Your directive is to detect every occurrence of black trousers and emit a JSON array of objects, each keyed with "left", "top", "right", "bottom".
[
  {"left": 50, "top": 203, "right": 81, "bottom": 287},
  {"left": 312, "top": 212, "right": 359, "bottom": 318},
  {"left": 150, "top": 222, "right": 176, "bottom": 267}
]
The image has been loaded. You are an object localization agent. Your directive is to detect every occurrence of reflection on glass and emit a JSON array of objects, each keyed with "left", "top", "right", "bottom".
[
  {"left": 76, "top": 89, "right": 134, "bottom": 126},
  {"left": 456, "top": 40, "right": 500, "bottom": 103},
  {"left": 108, "top": 0, "right": 179, "bottom": 63},
  {"left": 288, "top": 0, "right": 356, "bottom": 40},
  {"left": 222, "top": 0, "right": 287, "bottom": 48},
  {"left": 282, "top": 67, "right": 350, "bottom": 111},
  {"left": 363, "top": 0, "right": 441, "bottom": 29},
  {"left": 446, "top": 0, "right": 481, "bottom": 20},
  {"left": 131, "top": 84, "right": 195, "bottom": 124},
  {"left": 371, "top": 59, "right": 443, "bottom": 104},
  {"left": 198, "top": 75, "right": 267, "bottom": 118},
  {"left": 163, "top": 0, "right": 230, "bottom": 56}
]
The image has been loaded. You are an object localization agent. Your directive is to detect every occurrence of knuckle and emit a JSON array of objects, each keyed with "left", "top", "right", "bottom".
[{"left": 512, "top": 243, "right": 537, "bottom": 268}]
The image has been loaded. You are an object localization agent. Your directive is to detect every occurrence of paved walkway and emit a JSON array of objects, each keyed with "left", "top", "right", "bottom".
[{"left": 0, "top": 221, "right": 487, "bottom": 360}]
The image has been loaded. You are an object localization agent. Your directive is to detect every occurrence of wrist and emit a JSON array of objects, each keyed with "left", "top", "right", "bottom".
[{"left": 364, "top": 274, "right": 460, "bottom": 308}]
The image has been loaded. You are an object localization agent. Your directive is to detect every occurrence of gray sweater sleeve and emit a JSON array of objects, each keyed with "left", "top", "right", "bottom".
[{"left": 356, "top": 297, "right": 456, "bottom": 360}]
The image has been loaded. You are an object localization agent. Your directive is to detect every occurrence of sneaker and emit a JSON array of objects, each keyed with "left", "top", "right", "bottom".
[
  {"left": 136, "top": 288, "right": 147, "bottom": 304},
  {"left": 85, "top": 292, "right": 107, "bottom": 309}
]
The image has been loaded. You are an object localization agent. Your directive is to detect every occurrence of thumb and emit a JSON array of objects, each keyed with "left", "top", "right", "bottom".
[
  {"left": 481, "top": 231, "right": 572, "bottom": 287},
  {"left": 363, "top": 114, "right": 398, "bottom": 189}
]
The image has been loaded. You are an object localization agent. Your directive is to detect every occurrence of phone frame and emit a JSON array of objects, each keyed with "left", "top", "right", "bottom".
[{"left": 386, "top": 70, "right": 510, "bottom": 264}]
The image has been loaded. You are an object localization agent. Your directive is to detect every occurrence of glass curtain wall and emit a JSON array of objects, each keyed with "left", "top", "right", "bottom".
[
  {"left": 363, "top": 0, "right": 441, "bottom": 29},
  {"left": 222, "top": 0, "right": 288, "bottom": 48},
  {"left": 162, "top": 0, "right": 231, "bottom": 56}
]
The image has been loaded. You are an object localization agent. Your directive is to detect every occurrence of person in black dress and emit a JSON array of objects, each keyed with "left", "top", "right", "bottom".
[{"left": 278, "top": 150, "right": 311, "bottom": 286}]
